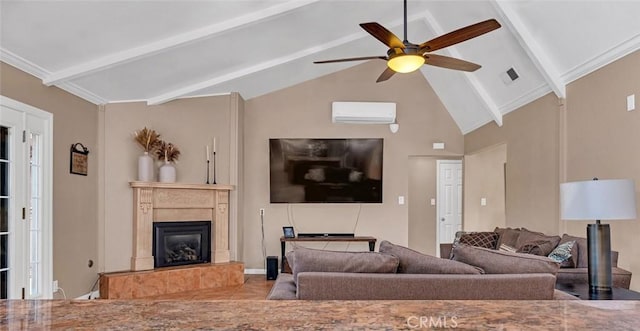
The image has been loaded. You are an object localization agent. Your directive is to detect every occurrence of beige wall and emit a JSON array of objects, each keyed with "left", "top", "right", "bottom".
[
  {"left": 464, "top": 143, "right": 507, "bottom": 232},
  {"left": 408, "top": 156, "right": 462, "bottom": 256},
  {"left": 464, "top": 50, "right": 640, "bottom": 291},
  {"left": 564, "top": 50, "right": 640, "bottom": 290},
  {"left": 465, "top": 93, "right": 561, "bottom": 235},
  {"left": 243, "top": 60, "right": 464, "bottom": 268},
  {"left": 101, "top": 95, "right": 242, "bottom": 272},
  {"left": 1, "top": 62, "right": 99, "bottom": 298},
  {"left": 408, "top": 157, "right": 438, "bottom": 256}
]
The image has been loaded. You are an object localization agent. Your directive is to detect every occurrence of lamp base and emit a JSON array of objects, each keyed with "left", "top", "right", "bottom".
[{"left": 587, "top": 222, "right": 613, "bottom": 293}]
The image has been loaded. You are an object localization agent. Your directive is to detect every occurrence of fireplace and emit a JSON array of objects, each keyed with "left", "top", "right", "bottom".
[
  {"left": 153, "top": 221, "right": 211, "bottom": 268},
  {"left": 130, "top": 182, "right": 231, "bottom": 271}
]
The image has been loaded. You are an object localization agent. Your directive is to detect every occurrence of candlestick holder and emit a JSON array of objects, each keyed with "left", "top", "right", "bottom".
[
  {"left": 206, "top": 160, "right": 210, "bottom": 184},
  {"left": 213, "top": 151, "right": 217, "bottom": 184}
]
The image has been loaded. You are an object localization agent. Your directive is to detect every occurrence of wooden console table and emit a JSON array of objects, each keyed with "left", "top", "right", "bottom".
[{"left": 279, "top": 236, "right": 377, "bottom": 271}]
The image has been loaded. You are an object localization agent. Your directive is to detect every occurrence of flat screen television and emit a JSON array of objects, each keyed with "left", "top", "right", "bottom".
[{"left": 269, "top": 138, "right": 383, "bottom": 203}]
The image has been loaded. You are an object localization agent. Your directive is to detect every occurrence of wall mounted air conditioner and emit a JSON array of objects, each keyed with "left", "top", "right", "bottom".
[{"left": 332, "top": 102, "right": 396, "bottom": 124}]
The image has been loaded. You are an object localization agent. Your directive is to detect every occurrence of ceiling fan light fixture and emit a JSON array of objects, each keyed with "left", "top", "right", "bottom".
[{"left": 387, "top": 54, "right": 425, "bottom": 73}]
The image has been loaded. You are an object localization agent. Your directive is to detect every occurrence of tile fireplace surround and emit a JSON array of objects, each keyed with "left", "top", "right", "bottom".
[{"left": 129, "top": 182, "right": 234, "bottom": 271}]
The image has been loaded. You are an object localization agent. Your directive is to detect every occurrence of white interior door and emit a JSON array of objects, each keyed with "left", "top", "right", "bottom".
[
  {"left": 1, "top": 96, "right": 53, "bottom": 299},
  {"left": 436, "top": 160, "right": 462, "bottom": 255}
]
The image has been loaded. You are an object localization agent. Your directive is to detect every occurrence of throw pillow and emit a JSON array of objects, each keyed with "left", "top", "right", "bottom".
[
  {"left": 284, "top": 250, "right": 296, "bottom": 273},
  {"left": 494, "top": 227, "right": 521, "bottom": 248},
  {"left": 548, "top": 240, "right": 575, "bottom": 266},
  {"left": 451, "top": 244, "right": 560, "bottom": 275},
  {"left": 448, "top": 231, "right": 471, "bottom": 259},
  {"left": 559, "top": 234, "right": 588, "bottom": 268},
  {"left": 498, "top": 244, "right": 517, "bottom": 253},
  {"left": 291, "top": 247, "right": 399, "bottom": 283},
  {"left": 379, "top": 240, "right": 483, "bottom": 274},
  {"left": 516, "top": 240, "right": 558, "bottom": 256},
  {"left": 449, "top": 231, "right": 499, "bottom": 258},
  {"left": 458, "top": 232, "right": 499, "bottom": 249},
  {"left": 515, "top": 228, "right": 561, "bottom": 256}
]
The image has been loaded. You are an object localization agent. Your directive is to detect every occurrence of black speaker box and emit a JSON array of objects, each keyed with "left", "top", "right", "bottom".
[{"left": 266, "top": 256, "right": 278, "bottom": 280}]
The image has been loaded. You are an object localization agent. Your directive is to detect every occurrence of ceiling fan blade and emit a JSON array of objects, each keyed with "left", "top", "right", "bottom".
[
  {"left": 360, "top": 22, "right": 405, "bottom": 49},
  {"left": 424, "top": 54, "right": 481, "bottom": 72},
  {"left": 419, "top": 19, "right": 501, "bottom": 52},
  {"left": 314, "top": 56, "right": 387, "bottom": 64},
  {"left": 376, "top": 67, "right": 396, "bottom": 83}
]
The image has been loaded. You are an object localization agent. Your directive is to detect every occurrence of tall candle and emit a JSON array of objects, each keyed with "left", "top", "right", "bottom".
[
  {"left": 213, "top": 137, "right": 217, "bottom": 153},
  {"left": 206, "top": 145, "right": 210, "bottom": 161}
]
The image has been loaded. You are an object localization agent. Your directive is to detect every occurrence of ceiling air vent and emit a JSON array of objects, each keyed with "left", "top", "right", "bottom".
[{"left": 501, "top": 67, "right": 519, "bottom": 85}]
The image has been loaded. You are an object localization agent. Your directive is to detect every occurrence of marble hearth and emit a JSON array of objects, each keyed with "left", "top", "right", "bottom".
[
  {"left": 100, "top": 262, "right": 244, "bottom": 299},
  {"left": 130, "top": 182, "right": 233, "bottom": 271}
]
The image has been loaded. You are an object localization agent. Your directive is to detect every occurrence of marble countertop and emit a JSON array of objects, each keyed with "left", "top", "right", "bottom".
[{"left": 2, "top": 299, "right": 639, "bottom": 330}]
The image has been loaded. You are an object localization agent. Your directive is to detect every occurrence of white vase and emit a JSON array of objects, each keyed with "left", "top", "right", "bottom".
[
  {"left": 138, "top": 152, "right": 154, "bottom": 181},
  {"left": 159, "top": 161, "right": 176, "bottom": 183}
]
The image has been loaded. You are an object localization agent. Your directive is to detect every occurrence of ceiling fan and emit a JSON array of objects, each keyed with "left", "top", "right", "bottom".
[{"left": 314, "top": 0, "right": 501, "bottom": 82}]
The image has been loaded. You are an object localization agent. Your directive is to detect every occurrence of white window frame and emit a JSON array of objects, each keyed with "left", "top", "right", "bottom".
[{"left": 1, "top": 96, "right": 53, "bottom": 299}]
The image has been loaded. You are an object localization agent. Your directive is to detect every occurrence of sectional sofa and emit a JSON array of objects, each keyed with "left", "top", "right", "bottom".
[
  {"left": 441, "top": 227, "right": 632, "bottom": 289},
  {"left": 267, "top": 241, "right": 577, "bottom": 300}
]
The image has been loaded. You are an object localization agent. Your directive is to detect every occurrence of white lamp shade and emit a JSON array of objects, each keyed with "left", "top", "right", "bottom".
[{"left": 560, "top": 179, "right": 637, "bottom": 220}]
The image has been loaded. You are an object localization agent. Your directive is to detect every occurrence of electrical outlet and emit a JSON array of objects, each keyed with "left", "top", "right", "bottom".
[
  {"left": 53, "top": 280, "right": 59, "bottom": 292},
  {"left": 259, "top": 208, "right": 265, "bottom": 216}
]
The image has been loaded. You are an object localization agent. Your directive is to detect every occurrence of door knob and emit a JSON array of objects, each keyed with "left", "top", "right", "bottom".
[{"left": 441, "top": 218, "right": 445, "bottom": 222}]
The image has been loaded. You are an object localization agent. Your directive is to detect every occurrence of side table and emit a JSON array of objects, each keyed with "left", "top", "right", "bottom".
[{"left": 556, "top": 283, "right": 640, "bottom": 300}]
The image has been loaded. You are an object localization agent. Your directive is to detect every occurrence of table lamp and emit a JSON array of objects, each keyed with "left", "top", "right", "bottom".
[{"left": 560, "top": 178, "right": 637, "bottom": 293}]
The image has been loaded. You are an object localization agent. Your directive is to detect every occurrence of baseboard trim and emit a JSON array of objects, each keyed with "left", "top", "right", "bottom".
[
  {"left": 244, "top": 268, "right": 266, "bottom": 275},
  {"left": 75, "top": 290, "right": 100, "bottom": 300}
]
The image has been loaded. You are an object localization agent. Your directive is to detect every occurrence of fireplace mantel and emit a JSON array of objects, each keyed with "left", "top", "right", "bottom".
[{"left": 130, "top": 182, "right": 234, "bottom": 271}]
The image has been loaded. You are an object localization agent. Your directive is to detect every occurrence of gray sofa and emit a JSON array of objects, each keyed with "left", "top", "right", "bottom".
[
  {"left": 441, "top": 228, "right": 632, "bottom": 289},
  {"left": 267, "top": 242, "right": 577, "bottom": 300},
  {"left": 268, "top": 272, "right": 572, "bottom": 300}
]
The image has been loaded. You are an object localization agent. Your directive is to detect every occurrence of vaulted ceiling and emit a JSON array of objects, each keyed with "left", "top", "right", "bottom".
[{"left": 2, "top": 1, "right": 639, "bottom": 133}]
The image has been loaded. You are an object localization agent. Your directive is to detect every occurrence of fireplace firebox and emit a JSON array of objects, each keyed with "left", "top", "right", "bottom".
[{"left": 153, "top": 221, "right": 211, "bottom": 268}]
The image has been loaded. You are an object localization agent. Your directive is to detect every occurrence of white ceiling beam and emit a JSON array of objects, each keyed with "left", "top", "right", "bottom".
[
  {"left": 147, "top": 14, "right": 426, "bottom": 105},
  {"left": 492, "top": 0, "right": 566, "bottom": 99},
  {"left": 42, "top": 0, "right": 321, "bottom": 86},
  {"left": 146, "top": 28, "right": 366, "bottom": 105},
  {"left": 420, "top": 11, "right": 503, "bottom": 127}
]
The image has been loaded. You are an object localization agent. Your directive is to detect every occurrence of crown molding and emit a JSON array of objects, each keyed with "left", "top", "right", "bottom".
[
  {"left": 1, "top": 48, "right": 106, "bottom": 105},
  {"left": 0, "top": 48, "right": 49, "bottom": 79},
  {"left": 57, "top": 82, "right": 108, "bottom": 105},
  {"left": 561, "top": 33, "right": 640, "bottom": 84},
  {"left": 499, "top": 83, "right": 551, "bottom": 116}
]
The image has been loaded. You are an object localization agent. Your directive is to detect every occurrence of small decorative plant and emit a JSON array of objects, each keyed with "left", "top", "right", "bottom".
[
  {"left": 156, "top": 140, "right": 181, "bottom": 163},
  {"left": 133, "top": 127, "right": 161, "bottom": 153}
]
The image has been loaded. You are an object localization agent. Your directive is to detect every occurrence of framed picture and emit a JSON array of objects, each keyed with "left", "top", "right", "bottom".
[
  {"left": 283, "top": 226, "right": 296, "bottom": 238},
  {"left": 70, "top": 143, "right": 89, "bottom": 176}
]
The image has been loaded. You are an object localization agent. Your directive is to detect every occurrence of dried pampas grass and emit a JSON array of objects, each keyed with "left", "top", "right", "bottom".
[
  {"left": 133, "top": 127, "right": 161, "bottom": 152},
  {"left": 156, "top": 140, "right": 181, "bottom": 163}
]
